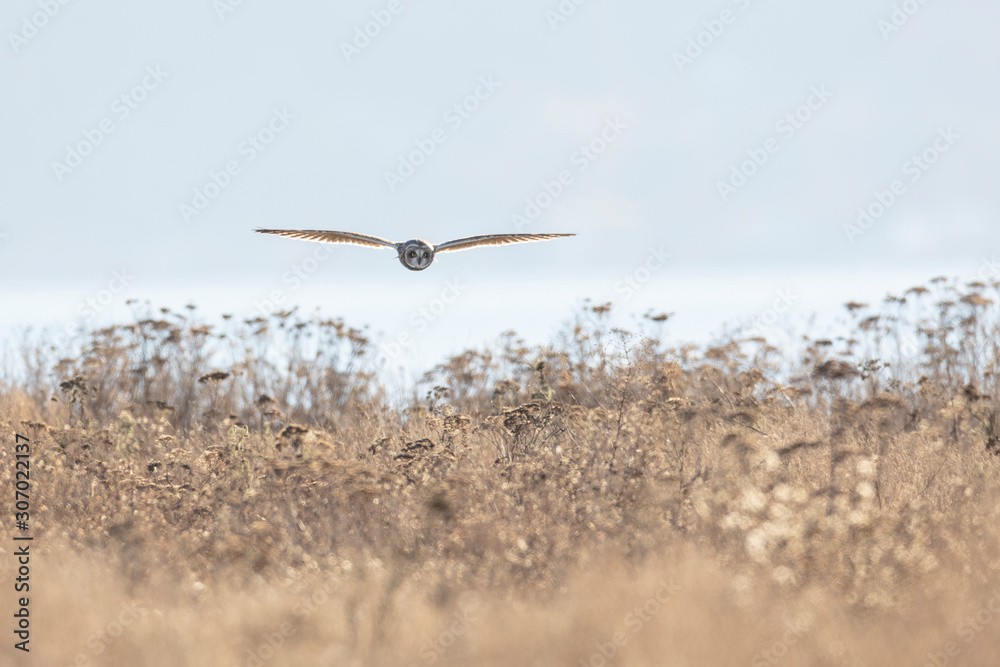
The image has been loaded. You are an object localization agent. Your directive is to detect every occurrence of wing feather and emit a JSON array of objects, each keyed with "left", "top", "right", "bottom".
[
  {"left": 255, "top": 229, "right": 396, "bottom": 249},
  {"left": 434, "top": 233, "right": 575, "bottom": 254}
]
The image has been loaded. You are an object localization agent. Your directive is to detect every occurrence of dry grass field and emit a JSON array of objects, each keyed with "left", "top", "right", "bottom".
[{"left": 2, "top": 276, "right": 1000, "bottom": 666}]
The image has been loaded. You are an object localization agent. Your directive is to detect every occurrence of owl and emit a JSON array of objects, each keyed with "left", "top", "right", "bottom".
[{"left": 255, "top": 228, "right": 575, "bottom": 271}]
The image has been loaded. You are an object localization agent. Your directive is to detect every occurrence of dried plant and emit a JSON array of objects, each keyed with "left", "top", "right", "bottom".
[{"left": 1, "top": 276, "right": 999, "bottom": 665}]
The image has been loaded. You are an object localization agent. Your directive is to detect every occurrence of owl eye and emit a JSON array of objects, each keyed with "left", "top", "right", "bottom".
[{"left": 409, "top": 251, "right": 416, "bottom": 257}]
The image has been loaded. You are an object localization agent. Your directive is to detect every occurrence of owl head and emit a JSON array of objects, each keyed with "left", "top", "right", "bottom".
[{"left": 398, "top": 239, "right": 434, "bottom": 271}]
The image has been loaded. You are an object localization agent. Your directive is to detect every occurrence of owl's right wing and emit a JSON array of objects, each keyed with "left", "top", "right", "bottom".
[
  {"left": 255, "top": 229, "right": 397, "bottom": 249},
  {"left": 433, "top": 233, "right": 575, "bottom": 254}
]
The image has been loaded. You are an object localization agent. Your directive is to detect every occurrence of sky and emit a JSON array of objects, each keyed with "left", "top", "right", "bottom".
[{"left": 1, "top": 0, "right": 998, "bottom": 375}]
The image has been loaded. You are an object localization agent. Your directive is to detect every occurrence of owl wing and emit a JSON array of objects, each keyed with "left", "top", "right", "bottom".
[
  {"left": 433, "top": 233, "right": 575, "bottom": 254},
  {"left": 255, "top": 229, "right": 397, "bottom": 249}
]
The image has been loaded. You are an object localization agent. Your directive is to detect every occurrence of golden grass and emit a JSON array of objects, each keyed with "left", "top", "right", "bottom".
[{"left": 2, "top": 277, "right": 1000, "bottom": 666}]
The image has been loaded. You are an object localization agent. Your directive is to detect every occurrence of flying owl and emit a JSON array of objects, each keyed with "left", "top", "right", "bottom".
[{"left": 254, "top": 228, "right": 575, "bottom": 271}]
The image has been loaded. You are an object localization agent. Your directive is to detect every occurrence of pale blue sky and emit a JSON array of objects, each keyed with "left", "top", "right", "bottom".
[{"left": 2, "top": 0, "right": 997, "bottom": 370}]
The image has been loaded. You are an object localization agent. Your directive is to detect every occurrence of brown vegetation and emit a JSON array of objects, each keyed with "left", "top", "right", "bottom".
[{"left": 2, "top": 278, "right": 1000, "bottom": 666}]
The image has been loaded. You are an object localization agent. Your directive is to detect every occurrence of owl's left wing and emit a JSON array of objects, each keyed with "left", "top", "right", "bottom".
[
  {"left": 433, "top": 233, "right": 575, "bottom": 254},
  {"left": 255, "top": 229, "right": 397, "bottom": 249}
]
